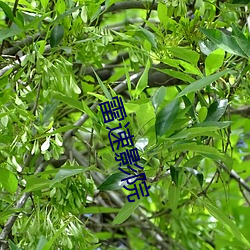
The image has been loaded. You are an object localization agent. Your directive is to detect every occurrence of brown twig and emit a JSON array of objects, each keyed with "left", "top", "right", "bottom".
[{"left": 141, "top": 0, "right": 156, "bottom": 28}]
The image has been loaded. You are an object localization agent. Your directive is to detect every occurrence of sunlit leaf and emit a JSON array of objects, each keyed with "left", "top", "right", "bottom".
[
  {"left": 151, "top": 86, "right": 166, "bottom": 112},
  {"left": 112, "top": 198, "right": 144, "bottom": 225},
  {"left": 42, "top": 223, "right": 69, "bottom": 250},
  {"left": 51, "top": 166, "right": 86, "bottom": 186},
  {"left": 205, "top": 49, "right": 225, "bottom": 75},
  {"left": 177, "top": 70, "right": 231, "bottom": 97},
  {"left": 0, "top": 168, "right": 18, "bottom": 194},
  {"left": 0, "top": 1, "right": 14, "bottom": 21},
  {"left": 94, "top": 70, "right": 112, "bottom": 100},
  {"left": 8, "top": 241, "right": 21, "bottom": 250},
  {"left": 53, "top": 92, "right": 84, "bottom": 112},
  {"left": 157, "top": 1, "right": 168, "bottom": 24},
  {"left": 24, "top": 177, "right": 51, "bottom": 192},
  {"left": 168, "top": 182, "right": 180, "bottom": 210},
  {"left": 134, "top": 59, "right": 151, "bottom": 98},
  {"left": 80, "top": 206, "right": 120, "bottom": 214},
  {"left": 36, "top": 236, "right": 48, "bottom": 250},
  {"left": 168, "top": 47, "right": 200, "bottom": 65}
]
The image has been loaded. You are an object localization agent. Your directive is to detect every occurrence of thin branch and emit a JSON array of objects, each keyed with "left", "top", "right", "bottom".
[
  {"left": 2, "top": 32, "right": 46, "bottom": 56},
  {"left": 0, "top": 54, "right": 26, "bottom": 77},
  {"left": 239, "top": 184, "right": 250, "bottom": 206},
  {"left": 219, "top": 163, "right": 250, "bottom": 193},
  {"left": 0, "top": 45, "right": 51, "bottom": 78},
  {"left": 0, "top": 161, "right": 49, "bottom": 241},
  {"left": 198, "top": 170, "right": 219, "bottom": 197},
  {"left": 32, "top": 80, "right": 42, "bottom": 115},
  {"left": 142, "top": 0, "right": 156, "bottom": 28},
  {"left": 230, "top": 106, "right": 250, "bottom": 118}
]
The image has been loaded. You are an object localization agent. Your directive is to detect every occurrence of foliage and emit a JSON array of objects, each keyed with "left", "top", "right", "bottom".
[{"left": 1, "top": 0, "right": 250, "bottom": 249}]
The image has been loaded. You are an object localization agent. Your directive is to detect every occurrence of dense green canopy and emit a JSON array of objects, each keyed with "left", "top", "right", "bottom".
[{"left": 0, "top": 0, "right": 250, "bottom": 249}]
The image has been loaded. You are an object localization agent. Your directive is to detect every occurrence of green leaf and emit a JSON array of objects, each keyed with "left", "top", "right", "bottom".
[
  {"left": 203, "top": 201, "right": 250, "bottom": 248},
  {"left": 50, "top": 24, "right": 64, "bottom": 47},
  {"left": 200, "top": 28, "right": 247, "bottom": 58},
  {"left": 24, "top": 12, "right": 51, "bottom": 29},
  {"left": 0, "top": 168, "right": 18, "bottom": 194},
  {"left": 170, "top": 143, "right": 229, "bottom": 165},
  {"left": 0, "top": 209, "right": 23, "bottom": 223},
  {"left": 112, "top": 198, "right": 144, "bottom": 225},
  {"left": 134, "top": 59, "right": 150, "bottom": 98},
  {"left": 156, "top": 67, "right": 195, "bottom": 83},
  {"left": 205, "top": 49, "right": 225, "bottom": 75},
  {"left": 0, "top": 25, "right": 23, "bottom": 42},
  {"left": 51, "top": 166, "right": 86, "bottom": 186},
  {"left": 168, "top": 182, "right": 180, "bottom": 210},
  {"left": 53, "top": 6, "right": 83, "bottom": 23},
  {"left": 87, "top": 92, "right": 108, "bottom": 102},
  {"left": 179, "top": 61, "right": 203, "bottom": 76},
  {"left": 168, "top": 47, "right": 200, "bottom": 65},
  {"left": 53, "top": 92, "right": 84, "bottom": 112},
  {"left": 199, "top": 39, "right": 218, "bottom": 55},
  {"left": 230, "top": 24, "right": 250, "bottom": 58},
  {"left": 0, "top": 2, "right": 14, "bottom": 21},
  {"left": 98, "top": 172, "right": 128, "bottom": 191},
  {"left": 36, "top": 235, "right": 48, "bottom": 250},
  {"left": 155, "top": 99, "right": 179, "bottom": 137},
  {"left": 151, "top": 86, "right": 166, "bottom": 111},
  {"left": 123, "top": 60, "right": 132, "bottom": 94},
  {"left": 183, "top": 155, "right": 203, "bottom": 168},
  {"left": 40, "top": 0, "right": 49, "bottom": 9},
  {"left": 185, "top": 167, "right": 204, "bottom": 187},
  {"left": 170, "top": 166, "right": 180, "bottom": 186},
  {"left": 170, "top": 126, "right": 220, "bottom": 139},
  {"left": 157, "top": 1, "right": 168, "bottom": 24},
  {"left": 9, "top": 241, "right": 21, "bottom": 250},
  {"left": 94, "top": 70, "right": 112, "bottom": 100},
  {"left": 205, "top": 99, "right": 228, "bottom": 122},
  {"left": 41, "top": 100, "right": 60, "bottom": 125},
  {"left": 234, "top": 35, "right": 250, "bottom": 58},
  {"left": 24, "top": 177, "right": 51, "bottom": 192},
  {"left": 176, "top": 69, "right": 231, "bottom": 98},
  {"left": 198, "top": 106, "right": 208, "bottom": 122},
  {"left": 80, "top": 206, "right": 120, "bottom": 214},
  {"left": 138, "top": 27, "right": 157, "bottom": 48},
  {"left": 81, "top": 100, "right": 97, "bottom": 120},
  {"left": 178, "top": 91, "right": 195, "bottom": 119},
  {"left": 42, "top": 223, "right": 69, "bottom": 250},
  {"left": 194, "top": 121, "right": 231, "bottom": 129},
  {"left": 231, "top": 24, "right": 247, "bottom": 40}
]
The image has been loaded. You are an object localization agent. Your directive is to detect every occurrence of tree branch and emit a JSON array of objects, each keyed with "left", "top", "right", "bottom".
[
  {"left": 0, "top": 45, "right": 51, "bottom": 78},
  {"left": 219, "top": 163, "right": 250, "bottom": 193},
  {"left": 0, "top": 161, "right": 49, "bottom": 241},
  {"left": 2, "top": 32, "right": 46, "bottom": 56}
]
